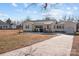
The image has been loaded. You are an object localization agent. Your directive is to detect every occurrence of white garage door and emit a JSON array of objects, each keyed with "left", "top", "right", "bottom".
[{"left": 65, "top": 28, "right": 74, "bottom": 34}]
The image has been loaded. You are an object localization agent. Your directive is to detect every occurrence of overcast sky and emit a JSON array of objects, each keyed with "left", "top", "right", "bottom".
[{"left": 0, "top": 3, "right": 79, "bottom": 21}]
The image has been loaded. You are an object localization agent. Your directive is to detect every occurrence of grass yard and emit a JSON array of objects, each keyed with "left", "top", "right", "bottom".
[
  {"left": 0, "top": 30, "right": 55, "bottom": 54},
  {"left": 70, "top": 35, "right": 79, "bottom": 56}
]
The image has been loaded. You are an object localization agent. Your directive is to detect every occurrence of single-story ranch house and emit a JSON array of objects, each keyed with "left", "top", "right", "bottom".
[{"left": 23, "top": 20, "right": 79, "bottom": 34}]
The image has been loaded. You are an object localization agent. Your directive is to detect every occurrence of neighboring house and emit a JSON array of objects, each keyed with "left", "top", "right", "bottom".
[
  {"left": 23, "top": 20, "right": 77, "bottom": 34},
  {"left": 11, "top": 23, "right": 17, "bottom": 29},
  {"left": 0, "top": 20, "right": 16, "bottom": 29}
]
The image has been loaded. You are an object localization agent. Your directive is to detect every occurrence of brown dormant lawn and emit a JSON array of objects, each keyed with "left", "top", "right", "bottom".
[
  {"left": 71, "top": 35, "right": 79, "bottom": 56},
  {"left": 0, "top": 30, "right": 55, "bottom": 54}
]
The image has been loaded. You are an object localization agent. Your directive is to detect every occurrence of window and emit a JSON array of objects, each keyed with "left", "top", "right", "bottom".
[
  {"left": 77, "top": 24, "right": 79, "bottom": 28},
  {"left": 54, "top": 25, "right": 55, "bottom": 29},
  {"left": 0, "top": 26, "right": 2, "bottom": 29},
  {"left": 3, "top": 26, "right": 5, "bottom": 28},
  {"left": 47, "top": 25, "right": 49, "bottom": 29},
  {"left": 62, "top": 26, "right": 64, "bottom": 29},
  {"left": 59, "top": 26, "right": 61, "bottom": 29},
  {"left": 57, "top": 26, "right": 58, "bottom": 29},
  {"left": 56, "top": 25, "right": 64, "bottom": 29},
  {"left": 26, "top": 25, "right": 29, "bottom": 29},
  {"left": 5, "top": 26, "right": 7, "bottom": 28}
]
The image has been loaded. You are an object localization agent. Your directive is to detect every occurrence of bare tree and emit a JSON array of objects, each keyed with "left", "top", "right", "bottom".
[
  {"left": 44, "top": 17, "right": 51, "bottom": 20},
  {"left": 75, "top": 16, "right": 79, "bottom": 22},
  {"left": 62, "top": 15, "right": 67, "bottom": 21},
  {"left": 25, "top": 16, "right": 31, "bottom": 21},
  {"left": 6, "top": 18, "right": 12, "bottom": 24},
  {"left": 6, "top": 18, "right": 12, "bottom": 29}
]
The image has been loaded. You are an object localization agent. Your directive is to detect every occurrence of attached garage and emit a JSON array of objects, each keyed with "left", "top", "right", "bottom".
[
  {"left": 64, "top": 27, "right": 74, "bottom": 34},
  {"left": 64, "top": 21, "right": 76, "bottom": 34}
]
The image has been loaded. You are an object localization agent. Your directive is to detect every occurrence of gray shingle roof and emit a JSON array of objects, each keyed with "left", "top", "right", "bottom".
[{"left": 0, "top": 20, "right": 9, "bottom": 25}]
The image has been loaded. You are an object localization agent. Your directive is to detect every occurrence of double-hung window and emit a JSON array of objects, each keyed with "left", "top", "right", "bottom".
[{"left": 26, "top": 25, "right": 29, "bottom": 29}]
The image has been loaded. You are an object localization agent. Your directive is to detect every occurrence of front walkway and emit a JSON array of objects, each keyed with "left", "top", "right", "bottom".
[{"left": 0, "top": 34, "right": 74, "bottom": 56}]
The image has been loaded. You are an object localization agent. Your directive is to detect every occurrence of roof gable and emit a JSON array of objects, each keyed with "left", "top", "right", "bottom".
[{"left": 0, "top": 20, "right": 9, "bottom": 25}]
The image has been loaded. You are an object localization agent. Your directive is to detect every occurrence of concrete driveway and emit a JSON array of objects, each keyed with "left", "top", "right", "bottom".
[{"left": 0, "top": 34, "right": 74, "bottom": 56}]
